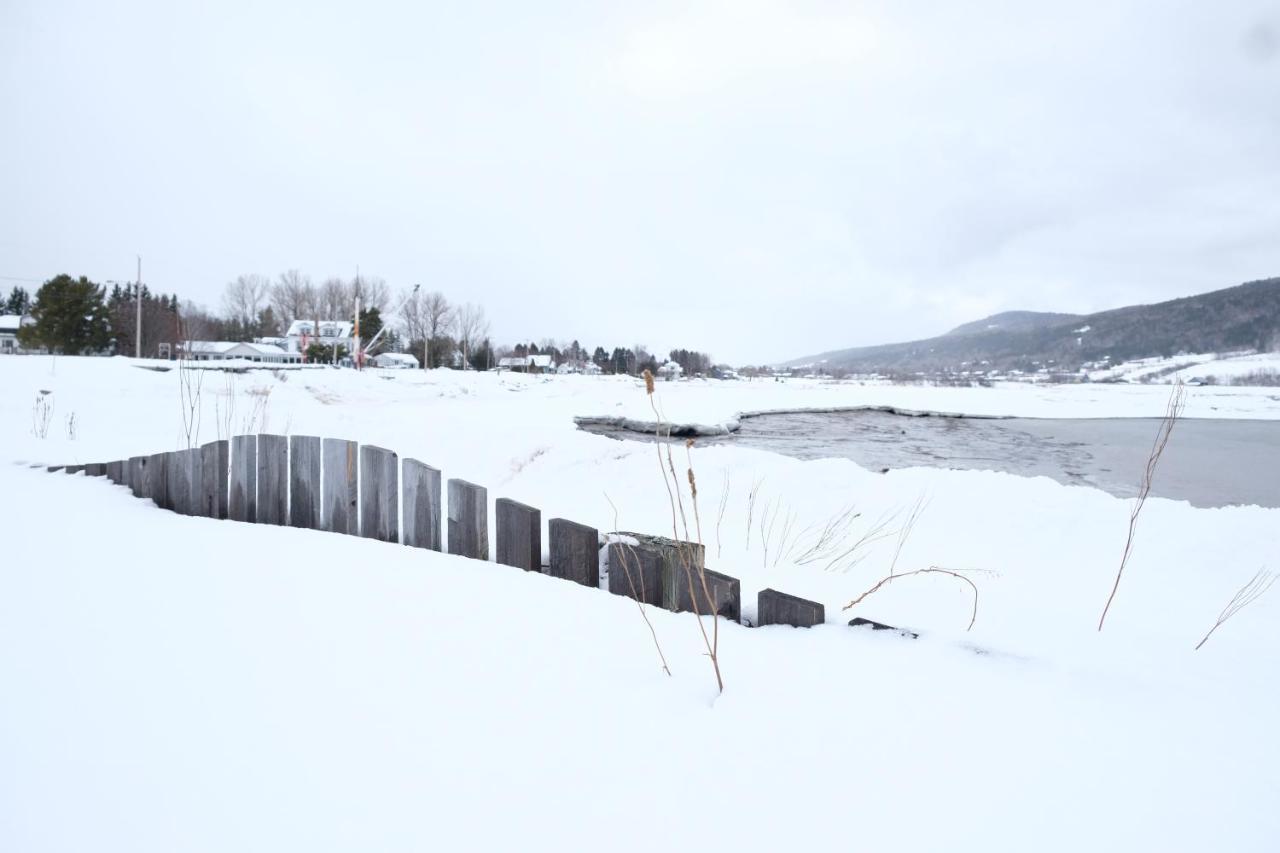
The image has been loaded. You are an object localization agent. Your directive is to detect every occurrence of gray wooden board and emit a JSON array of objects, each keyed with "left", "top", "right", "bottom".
[
  {"left": 187, "top": 448, "right": 204, "bottom": 517},
  {"left": 548, "top": 519, "right": 599, "bottom": 587},
  {"left": 607, "top": 542, "right": 663, "bottom": 605},
  {"left": 360, "top": 445, "right": 399, "bottom": 543},
  {"left": 200, "top": 440, "right": 229, "bottom": 519},
  {"left": 757, "top": 588, "right": 825, "bottom": 628},
  {"left": 229, "top": 435, "right": 257, "bottom": 523},
  {"left": 495, "top": 498, "right": 541, "bottom": 571},
  {"left": 321, "top": 438, "right": 359, "bottom": 535},
  {"left": 146, "top": 453, "right": 168, "bottom": 509},
  {"left": 256, "top": 433, "right": 289, "bottom": 526},
  {"left": 289, "top": 435, "right": 322, "bottom": 529},
  {"left": 447, "top": 479, "right": 488, "bottom": 559},
  {"left": 402, "top": 459, "right": 442, "bottom": 551}
]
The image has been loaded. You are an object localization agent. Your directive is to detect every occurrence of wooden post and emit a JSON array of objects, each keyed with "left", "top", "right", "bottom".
[
  {"left": 129, "top": 456, "right": 145, "bottom": 497},
  {"left": 289, "top": 435, "right": 322, "bottom": 529},
  {"left": 607, "top": 541, "right": 663, "bottom": 606},
  {"left": 402, "top": 459, "right": 442, "bottom": 551},
  {"left": 146, "top": 453, "right": 169, "bottom": 510},
  {"left": 257, "top": 433, "right": 289, "bottom": 526},
  {"left": 107, "top": 460, "right": 123, "bottom": 483},
  {"left": 200, "top": 440, "right": 229, "bottom": 519},
  {"left": 495, "top": 498, "right": 541, "bottom": 571},
  {"left": 757, "top": 589, "right": 825, "bottom": 628},
  {"left": 322, "top": 438, "right": 359, "bottom": 535},
  {"left": 360, "top": 445, "right": 399, "bottom": 543},
  {"left": 166, "top": 451, "right": 186, "bottom": 514},
  {"left": 548, "top": 519, "right": 599, "bottom": 588},
  {"left": 229, "top": 435, "right": 257, "bottom": 523},
  {"left": 185, "top": 448, "right": 203, "bottom": 517},
  {"left": 447, "top": 479, "right": 488, "bottom": 559}
]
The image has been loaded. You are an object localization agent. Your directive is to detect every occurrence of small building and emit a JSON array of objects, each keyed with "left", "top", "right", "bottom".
[
  {"left": 0, "top": 314, "right": 36, "bottom": 354},
  {"left": 657, "top": 360, "right": 683, "bottom": 381},
  {"left": 284, "top": 320, "right": 355, "bottom": 354},
  {"left": 372, "top": 352, "right": 420, "bottom": 369},
  {"left": 497, "top": 354, "right": 556, "bottom": 374},
  {"left": 180, "top": 341, "right": 303, "bottom": 364}
]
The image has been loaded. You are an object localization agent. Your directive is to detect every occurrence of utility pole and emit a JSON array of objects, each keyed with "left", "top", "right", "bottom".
[{"left": 135, "top": 255, "right": 143, "bottom": 359}]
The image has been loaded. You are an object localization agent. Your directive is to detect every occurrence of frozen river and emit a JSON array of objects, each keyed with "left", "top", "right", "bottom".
[{"left": 581, "top": 409, "right": 1280, "bottom": 509}]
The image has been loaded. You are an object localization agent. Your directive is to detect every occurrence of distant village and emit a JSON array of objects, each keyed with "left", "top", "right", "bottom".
[{"left": 1, "top": 273, "right": 722, "bottom": 381}]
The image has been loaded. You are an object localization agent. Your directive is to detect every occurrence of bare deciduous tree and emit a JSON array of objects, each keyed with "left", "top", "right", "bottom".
[
  {"left": 423, "top": 291, "right": 454, "bottom": 368},
  {"left": 270, "top": 269, "right": 316, "bottom": 329},
  {"left": 317, "top": 277, "right": 350, "bottom": 320},
  {"left": 454, "top": 302, "right": 488, "bottom": 369},
  {"left": 222, "top": 274, "right": 270, "bottom": 327},
  {"left": 350, "top": 275, "right": 390, "bottom": 315}
]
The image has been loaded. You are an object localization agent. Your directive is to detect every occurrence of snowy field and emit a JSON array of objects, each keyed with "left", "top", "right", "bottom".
[{"left": 2, "top": 356, "right": 1279, "bottom": 851}]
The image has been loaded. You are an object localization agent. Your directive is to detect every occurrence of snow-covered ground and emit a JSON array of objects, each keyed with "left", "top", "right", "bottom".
[
  {"left": 1089, "top": 349, "right": 1280, "bottom": 385},
  {"left": 2, "top": 356, "right": 1278, "bottom": 851}
]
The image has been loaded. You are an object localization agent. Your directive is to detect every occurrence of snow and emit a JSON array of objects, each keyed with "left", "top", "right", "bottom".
[
  {"left": 1172, "top": 351, "right": 1280, "bottom": 383},
  {"left": 2, "top": 355, "right": 1278, "bottom": 851}
]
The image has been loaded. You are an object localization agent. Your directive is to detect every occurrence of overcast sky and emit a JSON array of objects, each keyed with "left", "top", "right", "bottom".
[{"left": 3, "top": 0, "right": 1278, "bottom": 363}]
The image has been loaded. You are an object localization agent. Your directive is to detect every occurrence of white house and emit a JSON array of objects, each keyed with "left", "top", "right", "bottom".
[
  {"left": 497, "top": 354, "right": 555, "bottom": 373},
  {"left": 372, "top": 352, "right": 420, "bottom": 369},
  {"left": 0, "top": 314, "right": 35, "bottom": 354},
  {"left": 657, "top": 360, "right": 683, "bottom": 381},
  {"left": 284, "top": 320, "right": 355, "bottom": 354},
  {"left": 180, "top": 341, "right": 303, "bottom": 364}
]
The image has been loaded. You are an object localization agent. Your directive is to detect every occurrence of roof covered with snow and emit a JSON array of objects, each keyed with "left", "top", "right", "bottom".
[{"left": 286, "top": 320, "right": 354, "bottom": 338}]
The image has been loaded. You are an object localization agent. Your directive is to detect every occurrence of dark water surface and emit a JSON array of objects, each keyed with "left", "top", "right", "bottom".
[{"left": 582, "top": 410, "right": 1280, "bottom": 509}]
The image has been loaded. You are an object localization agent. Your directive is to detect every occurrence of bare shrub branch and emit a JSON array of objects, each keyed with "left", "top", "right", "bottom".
[
  {"left": 842, "top": 565, "right": 982, "bottom": 631},
  {"left": 1098, "top": 382, "right": 1186, "bottom": 630},
  {"left": 1194, "top": 569, "right": 1276, "bottom": 650}
]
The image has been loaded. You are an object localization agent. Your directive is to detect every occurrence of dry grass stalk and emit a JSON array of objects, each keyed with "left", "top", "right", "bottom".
[
  {"left": 888, "top": 495, "right": 928, "bottom": 579},
  {"left": 642, "top": 368, "right": 723, "bottom": 693},
  {"left": 1098, "top": 382, "right": 1186, "bottom": 631},
  {"left": 1194, "top": 569, "right": 1275, "bottom": 651},
  {"left": 745, "top": 475, "right": 764, "bottom": 550},
  {"left": 842, "top": 565, "right": 981, "bottom": 631},
  {"left": 605, "top": 493, "right": 672, "bottom": 676},
  {"left": 715, "top": 469, "right": 730, "bottom": 559}
]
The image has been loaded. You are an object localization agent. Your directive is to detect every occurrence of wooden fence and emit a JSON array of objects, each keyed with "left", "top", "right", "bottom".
[{"left": 47, "top": 436, "right": 828, "bottom": 629}]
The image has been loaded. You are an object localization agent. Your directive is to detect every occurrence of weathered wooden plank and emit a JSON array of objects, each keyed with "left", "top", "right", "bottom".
[
  {"left": 668, "top": 564, "right": 741, "bottom": 623},
  {"left": 129, "top": 456, "right": 146, "bottom": 497},
  {"left": 256, "top": 433, "right": 289, "bottom": 526},
  {"left": 186, "top": 448, "right": 204, "bottom": 517},
  {"left": 548, "top": 519, "right": 599, "bottom": 588},
  {"left": 607, "top": 541, "right": 663, "bottom": 606},
  {"left": 107, "top": 460, "right": 124, "bottom": 483},
  {"left": 360, "top": 445, "right": 399, "bottom": 543},
  {"left": 495, "top": 498, "right": 541, "bottom": 571},
  {"left": 200, "top": 440, "right": 229, "bottom": 519},
  {"left": 229, "top": 435, "right": 257, "bottom": 523},
  {"left": 289, "top": 435, "right": 322, "bottom": 529},
  {"left": 166, "top": 451, "right": 186, "bottom": 514},
  {"left": 85, "top": 463, "right": 105, "bottom": 477},
  {"left": 402, "top": 459, "right": 442, "bottom": 551},
  {"left": 447, "top": 479, "right": 488, "bottom": 559},
  {"left": 757, "top": 588, "right": 825, "bottom": 628},
  {"left": 321, "top": 438, "right": 359, "bottom": 535},
  {"left": 146, "top": 453, "right": 169, "bottom": 510},
  {"left": 63, "top": 465, "right": 82, "bottom": 474}
]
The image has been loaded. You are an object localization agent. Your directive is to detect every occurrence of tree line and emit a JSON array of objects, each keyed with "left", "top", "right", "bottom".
[{"left": 11, "top": 273, "right": 716, "bottom": 375}]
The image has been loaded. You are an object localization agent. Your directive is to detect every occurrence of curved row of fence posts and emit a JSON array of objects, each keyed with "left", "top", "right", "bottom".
[{"left": 46, "top": 436, "right": 827, "bottom": 629}]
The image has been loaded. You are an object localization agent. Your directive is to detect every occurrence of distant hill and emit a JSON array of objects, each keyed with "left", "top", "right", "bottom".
[
  {"left": 945, "top": 310, "right": 1082, "bottom": 337},
  {"left": 787, "top": 277, "right": 1280, "bottom": 374}
]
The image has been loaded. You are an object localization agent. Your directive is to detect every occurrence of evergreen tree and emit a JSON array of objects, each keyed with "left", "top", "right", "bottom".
[
  {"left": 19, "top": 274, "right": 112, "bottom": 355},
  {"left": 4, "top": 286, "right": 31, "bottom": 315},
  {"left": 358, "top": 306, "right": 383, "bottom": 343}
]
